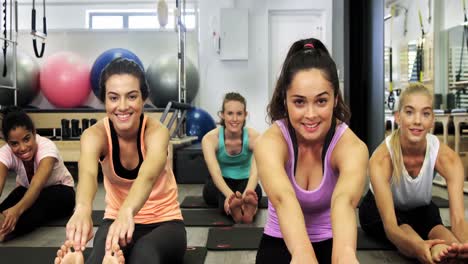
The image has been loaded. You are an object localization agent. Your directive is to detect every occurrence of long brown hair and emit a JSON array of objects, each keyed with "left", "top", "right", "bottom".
[
  {"left": 267, "top": 38, "right": 350, "bottom": 124},
  {"left": 390, "top": 83, "right": 433, "bottom": 184}
]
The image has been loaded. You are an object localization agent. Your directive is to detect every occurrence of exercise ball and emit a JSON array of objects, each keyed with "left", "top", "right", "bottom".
[
  {"left": 186, "top": 107, "right": 216, "bottom": 142},
  {"left": 146, "top": 55, "right": 199, "bottom": 108},
  {"left": 0, "top": 50, "right": 40, "bottom": 106},
  {"left": 40, "top": 51, "right": 91, "bottom": 108},
  {"left": 91, "top": 48, "right": 144, "bottom": 97}
]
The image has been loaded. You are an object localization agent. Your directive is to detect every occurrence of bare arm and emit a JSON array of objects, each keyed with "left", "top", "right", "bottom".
[
  {"left": 13, "top": 156, "right": 56, "bottom": 214},
  {"left": 436, "top": 143, "right": 468, "bottom": 242},
  {"left": 245, "top": 128, "right": 260, "bottom": 192},
  {"left": 202, "top": 129, "right": 233, "bottom": 197},
  {"left": 0, "top": 162, "right": 7, "bottom": 197},
  {"left": 67, "top": 123, "right": 104, "bottom": 251},
  {"left": 75, "top": 125, "right": 103, "bottom": 212},
  {"left": 255, "top": 125, "right": 317, "bottom": 263},
  {"left": 330, "top": 130, "right": 368, "bottom": 262}
]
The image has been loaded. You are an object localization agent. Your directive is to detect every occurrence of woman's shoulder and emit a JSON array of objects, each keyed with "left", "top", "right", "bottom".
[
  {"left": 246, "top": 127, "right": 260, "bottom": 139},
  {"left": 369, "top": 141, "right": 391, "bottom": 165},
  {"left": 80, "top": 121, "right": 107, "bottom": 146}
]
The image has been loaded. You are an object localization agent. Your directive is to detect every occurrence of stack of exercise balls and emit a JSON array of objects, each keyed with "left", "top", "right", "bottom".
[
  {"left": 146, "top": 54, "right": 199, "bottom": 108},
  {"left": 91, "top": 48, "right": 144, "bottom": 97},
  {"left": 40, "top": 51, "right": 91, "bottom": 108},
  {"left": 0, "top": 49, "right": 40, "bottom": 107}
]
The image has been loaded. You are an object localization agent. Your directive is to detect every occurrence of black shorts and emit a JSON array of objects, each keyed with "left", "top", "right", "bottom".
[{"left": 359, "top": 190, "right": 443, "bottom": 240}]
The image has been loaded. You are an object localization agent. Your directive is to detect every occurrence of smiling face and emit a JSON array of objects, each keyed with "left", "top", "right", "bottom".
[
  {"left": 221, "top": 100, "right": 247, "bottom": 134},
  {"left": 395, "top": 93, "right": 434, "bottom": 145},
  {"left": 104, "top": 74, "right": 143, "bottom": 133},
  {"left": 286, "top": 69, "right": 336, "bottom": 143},
  {"left": 7, "top": 126, "right": 37, "bottom": 162}
]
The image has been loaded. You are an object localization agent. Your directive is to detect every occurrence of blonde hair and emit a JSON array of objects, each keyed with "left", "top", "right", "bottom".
[{"left": 390, "top": 83, "right": 433, "bottom": 184}]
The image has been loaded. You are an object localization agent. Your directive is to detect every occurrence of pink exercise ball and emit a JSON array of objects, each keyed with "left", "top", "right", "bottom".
[{"left": 40, "top": 51, "right": 91, "bottom": 108}]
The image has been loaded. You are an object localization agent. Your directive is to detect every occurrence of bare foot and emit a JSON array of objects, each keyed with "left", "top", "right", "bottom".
[
  {"left": 229, "top": 191, "right": 243, "bottom": 223},
  {"left": 0, "top": 213, "right": 6, "bottom": 242},
  {"left": 241, "top": 190, "right": 258, "bottom": 224},
  {"left": 102, "top": 244, "right": 125, "bottom": 264},
  {"left": 457, "top": 242, "right": 468, "bottom": 261},
  {"left": 54, "top": 240, "right": 84, "bottom": 264}
]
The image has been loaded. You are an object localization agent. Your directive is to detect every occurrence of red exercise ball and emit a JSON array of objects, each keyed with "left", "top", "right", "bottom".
[{"left": 40, "top": 51, "right": 91, "bottom": 108}]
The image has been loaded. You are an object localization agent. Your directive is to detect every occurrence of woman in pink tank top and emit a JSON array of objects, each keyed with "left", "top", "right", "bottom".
[{"left": 255, "top": 38, "right": 368, "bottom": 264}]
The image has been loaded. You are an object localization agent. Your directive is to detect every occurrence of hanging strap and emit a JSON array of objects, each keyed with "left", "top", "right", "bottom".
[
  {"left": 2, "top": 0, "right": 7, "bottom": 77},
  {"left": 417, "top": 9, "right": 425, "bottom": 82},
  {"left": 31, "top": 0, "right": 46, "bottom": 58},
  {"left": 387, "top": 5, "right": 395, "bottom": 110},
  {"left": 457, "top": 0, "right": 468, "bottom": 82}
]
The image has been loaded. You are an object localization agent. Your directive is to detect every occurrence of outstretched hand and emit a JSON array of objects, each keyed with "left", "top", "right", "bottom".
[
  {"left": 1, "top": 205, "right": 22, "bottom": 235},
  {"left": 105, "top": 208, "right": 135, "bottom": 251},
  {"left": 416, "top": 239, "right": 446, "bottom": 264},
  {"left": 65, "top": 207, "right": 94, "bottom": 252}
]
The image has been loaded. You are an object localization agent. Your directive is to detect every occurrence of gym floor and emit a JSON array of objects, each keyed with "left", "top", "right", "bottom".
[{"left": 0, "top": 175, "right": 465, "bottom": 264}]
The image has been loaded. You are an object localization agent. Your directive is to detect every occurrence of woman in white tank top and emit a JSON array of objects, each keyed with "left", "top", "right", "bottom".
[{"left": 359, "top": 83, "right": 468, "bottom": 263}]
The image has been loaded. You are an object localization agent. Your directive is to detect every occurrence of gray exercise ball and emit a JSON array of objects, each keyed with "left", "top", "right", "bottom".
[
  {"left": 146, "top": 55, "right": 199, "bottom": 108},
  {"left": 0, "top": 50, "right": 40, "bottom": 107}
]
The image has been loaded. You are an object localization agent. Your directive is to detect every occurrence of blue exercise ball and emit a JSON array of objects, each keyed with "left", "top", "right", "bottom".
[
  {"left": 186, "top": 107, "right": 216, "bottom": 142},
  {"left": 90, "top": 48, "right": 144, "bottom": 97}
]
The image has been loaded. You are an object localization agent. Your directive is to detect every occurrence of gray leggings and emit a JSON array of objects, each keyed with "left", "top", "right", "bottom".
[{"left": 86, "top": 219, "right": 186, "bottom": 264}]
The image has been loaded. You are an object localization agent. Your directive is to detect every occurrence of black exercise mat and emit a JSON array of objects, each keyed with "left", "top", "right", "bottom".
[
  {"left": 432, "top": 196, "right": 449, "bottom": 208},
  {"left": 181, "top": 196, "right": 268, "bottom": 209},
  {"left": 357, "top": 196, "right": 450, "bottom": 208},
  {"left": 357, "top": 228, "right": 396, "bottom": 250},
  {"left": 0, "top": 246, "right": 206, "bottom": 264},
  {"left": 206, "top": 227, "right": 263, "bottom": 250},
  {"left": 182, "top": 209, "right": 234, "bottom": 227},
  {"left": 0, "top": 247, "right": 91, "bottom": 263},
  {"left": 184, "top": 246, "right": 208, "bottom": 264},
  {"left": 46, "top": 210, "right": 104, "bottom": 226}
]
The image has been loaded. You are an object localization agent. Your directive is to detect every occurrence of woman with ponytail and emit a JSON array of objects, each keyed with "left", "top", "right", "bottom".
[
  {"left": 255, "top": 38, "right": 368, "bottom": 264},
  {"left": 359, "top": 83, "right": 468, "bottom": 263}
]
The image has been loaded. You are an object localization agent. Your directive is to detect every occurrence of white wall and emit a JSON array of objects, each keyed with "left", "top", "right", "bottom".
[
  {"left": 6, "top": 1, "right": 198, "bottom": 109},
  {"left": 443, "top": 0, "right": 465, "bottom": 30},
  {"left": 5, "top": 0, "right": 334, "bottom": 133},
  {"left": 198, "top": 0, "right": 333, "bottom": 132}
]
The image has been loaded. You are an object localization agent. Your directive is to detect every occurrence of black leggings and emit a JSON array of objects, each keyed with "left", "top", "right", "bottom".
[
  {"left": 87, "top": 219, "right": 187, "bottom": 264},
  {"left": 202, "top": 177, "right": 262, "bottom": 213},
  {"left": 256, "top": 233, "right": 332, "bottom": 264},
  {"left": 359, "top": 190, "right": 443, "bottom": 241},
  {"left": 0, "top": 184, "right": 75, "bottom": 241}
]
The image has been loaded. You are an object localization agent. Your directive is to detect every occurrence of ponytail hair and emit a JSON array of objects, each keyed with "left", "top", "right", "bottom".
[{"left": 389, "top": 128, "right": 402, "bottom": 184}]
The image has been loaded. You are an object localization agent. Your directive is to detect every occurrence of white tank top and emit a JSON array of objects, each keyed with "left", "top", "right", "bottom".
[{"left": 371, "top": 134, "right": 439, "bottom": 210}]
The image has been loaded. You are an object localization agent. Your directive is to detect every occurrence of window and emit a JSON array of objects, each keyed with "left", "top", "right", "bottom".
[{"left": 87, "top": 9, "right": 197, "bottom": 30}]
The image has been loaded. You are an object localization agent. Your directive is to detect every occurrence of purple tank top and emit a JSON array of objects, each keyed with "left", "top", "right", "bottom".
[{"left": 263, "top": 119, "right": 348, "bottom": 242}]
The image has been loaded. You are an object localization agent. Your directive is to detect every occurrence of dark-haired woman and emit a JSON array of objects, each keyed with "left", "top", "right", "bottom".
[
  {"left": 55, "top": 58, "right": 186, "bottom": 264},
  {"left": 255, "top": 38, "right": 368, "bottom": 264},
  {"left": 0, "top": 106, "right": 75, "bottom": 242}
]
